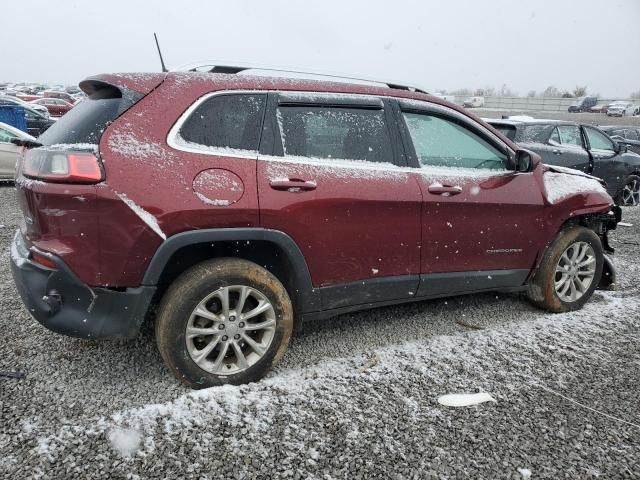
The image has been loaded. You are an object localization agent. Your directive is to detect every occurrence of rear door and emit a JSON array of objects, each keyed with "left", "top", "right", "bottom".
[
  {"left": 257, "top": 92, "right": 423, "bottom": 309},
  {"left": 396, "top": 99, "right": 546, "bottom": 296}
]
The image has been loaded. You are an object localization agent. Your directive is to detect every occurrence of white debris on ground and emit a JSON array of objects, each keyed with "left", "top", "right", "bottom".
[
  {"left": 518, "top": 467, "right": 533, "bottom": 479},
  {"left": 116, "top": 192, "right": 166, "bottom": 240},
  {"left": 107, "top": 428, "right": 142, "bottom": 458},
  {"left": 437, "top": 392, "right": 496, "bottom": 407}
]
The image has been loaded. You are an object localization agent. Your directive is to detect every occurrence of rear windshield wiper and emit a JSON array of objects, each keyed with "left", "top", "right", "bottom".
[{"left": 10, "top": 138, "right": 42, "bottom": 148}]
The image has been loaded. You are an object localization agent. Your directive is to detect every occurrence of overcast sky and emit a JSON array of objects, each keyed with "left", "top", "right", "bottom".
[{"left": 4, "top": 0, "right": 639, "bottom": 97}]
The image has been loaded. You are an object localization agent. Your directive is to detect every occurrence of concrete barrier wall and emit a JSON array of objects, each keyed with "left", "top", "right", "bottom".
[{"left": 451, "top": 96, "right": 634, "bottom": 112}]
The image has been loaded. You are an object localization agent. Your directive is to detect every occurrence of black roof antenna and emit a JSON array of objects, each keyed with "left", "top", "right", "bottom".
[{"left": 154, "top": 33, "right": 168, "bottom": 72}]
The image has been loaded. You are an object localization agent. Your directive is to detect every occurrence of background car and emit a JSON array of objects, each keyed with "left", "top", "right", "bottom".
[
  {"left": 0, "top": 122, "right": 36, "bottom": 180},
  {"left": 23, "top": 106, "right": 55, "bottom": 137},
  {"left": 590, "top": 103, "right": 611, "bottom": 113},
  {"left": 568, "top": 96, "right": 597, "bottom": 112},
  {"left": 600, "top": 126, "right": 640, "bottom": 155},
  {"left": 488, "top": 118, "right": 640, "bottom": 206},
  {"left": 606, "top": 101, "right": 637, "bottom": 117},
  {"left": 463, "top": 96, "right": 485, "bottom": 107},
  {"left": 41, "top": 90, "right": 78, "bottom": 104},
  {"left": 30, "top": 98, "right": 74, "bottom": 117},
  {"left": 0, "top": 94, "right": 49, "bottom": 117}
]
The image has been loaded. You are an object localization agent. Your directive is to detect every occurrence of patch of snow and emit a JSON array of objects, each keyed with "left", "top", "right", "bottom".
[
  {"left": 108, "top": 428, "right": 142, "bottom": 458},
  {"left": 437, "top": 392, "right": 496, "bottom": 407},
  {"left": 41, "top": 208, "right": 66, "bottom": 217},
  {"left": 107, "top": 132, "right": 168, "bottom": 160},
  {"left": 116, "top": 192, "right": 166, "bottom": 240},
  {"left": 371, "top": 268, "right": 379, "bottom": 275},
  {"left": 45, "top": 143, "right": 98, "bottom": 151},
  {"left": 175, "top": 135, "right": 257, "bottom": 158},
  {"left": 543, "top": 172, "right": 608, "bottom": 204},
  {"left": 195, "top": 192, "right": 231, "bottom": 206},
  {"left": 618, "top": 222, "right": 633, "bottom": 227},
  {"left": 518, "top": 468, "right": 532, "bottom": 479}
]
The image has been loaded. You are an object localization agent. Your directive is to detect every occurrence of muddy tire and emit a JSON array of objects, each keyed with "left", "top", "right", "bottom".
[
  {"left": 155, "top": 258, "right": 293, "bottom": 389},
  {"left": 527, "top": 226, "right": 603, "bottom": 313}
]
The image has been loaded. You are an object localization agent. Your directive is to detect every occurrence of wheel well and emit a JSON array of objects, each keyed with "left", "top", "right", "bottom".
[{"left": 153, "top": 240, "right": 305, "bottom": 324}]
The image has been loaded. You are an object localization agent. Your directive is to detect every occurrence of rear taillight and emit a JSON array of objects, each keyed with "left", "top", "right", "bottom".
[
  {"left": 22, "top": 148, "right": 103, "bottom": 184},
  {"left": 31, "top": 251, "right": 57, "bottom": 269}
]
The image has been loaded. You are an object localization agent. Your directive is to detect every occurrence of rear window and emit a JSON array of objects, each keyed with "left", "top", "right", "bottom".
[
  {"left": 276, "top": 106, "right": 393, "bottom": 163},
  {"left": 38, "top": 86, "right": 136, "bottom": 145}
]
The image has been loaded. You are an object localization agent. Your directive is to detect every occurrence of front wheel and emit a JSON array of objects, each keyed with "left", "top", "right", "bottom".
[
  {"left": 527, "top": 226, "right": 603, "bottom": 313},
  {"left": 155, "top": 258, "right": 294, "bottom": 388},
  {"left": 616, "top": 175, "right": 640, "bottom": 206}
]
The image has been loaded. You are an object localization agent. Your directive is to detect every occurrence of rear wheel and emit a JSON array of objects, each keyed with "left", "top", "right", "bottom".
[
  {"left": 616, "top": 175, "right": 640, "bottom": 206},
  {"left": 527, "top": 226, "right": 603, "bottom": 312},
  {"left": 155, "top": 258, "right": 293, "bottom": 388}
]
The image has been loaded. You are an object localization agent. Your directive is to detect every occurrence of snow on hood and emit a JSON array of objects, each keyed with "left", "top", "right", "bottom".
[
  {"left": 543, "top": 169, "right": 608, "bottom": 204},
  {"left": 542, "top": 164, "right": 605, "bottom": 184}
]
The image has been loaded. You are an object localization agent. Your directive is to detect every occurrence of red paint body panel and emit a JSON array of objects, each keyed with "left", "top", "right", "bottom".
[{"left": 258, "top": 160, "right": 422, "bottom": 286}]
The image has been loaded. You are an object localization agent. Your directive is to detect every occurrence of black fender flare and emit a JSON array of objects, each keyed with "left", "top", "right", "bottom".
[{"left": 141, "top": 228, "right": 321, "bottom": 313}]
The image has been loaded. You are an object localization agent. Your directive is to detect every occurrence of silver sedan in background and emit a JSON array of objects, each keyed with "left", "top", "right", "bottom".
[{"left": 0, "top": 122, "right": 35, "bottom": 180}]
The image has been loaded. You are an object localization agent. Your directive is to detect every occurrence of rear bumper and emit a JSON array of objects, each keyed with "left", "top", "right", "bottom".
[{"left": 10, "top": 231, "right": 156, "bottom": 339}]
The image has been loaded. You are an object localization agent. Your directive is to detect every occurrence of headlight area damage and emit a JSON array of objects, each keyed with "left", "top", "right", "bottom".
[{"left": 542, "top": 165, "right": 621, "bottom": 290}]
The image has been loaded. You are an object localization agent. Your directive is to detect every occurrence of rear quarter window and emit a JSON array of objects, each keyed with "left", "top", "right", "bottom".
[
  {"left": 38, "top": 86, "right": 136, "bottom": 145},
  {"left": 177, "top": 94, "right": 267, "bottom": 152}
]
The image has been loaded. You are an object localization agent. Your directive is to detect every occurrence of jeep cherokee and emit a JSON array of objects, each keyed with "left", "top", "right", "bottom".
[{"left": 10, "top": 71, "right": 620, "bottom": 388}]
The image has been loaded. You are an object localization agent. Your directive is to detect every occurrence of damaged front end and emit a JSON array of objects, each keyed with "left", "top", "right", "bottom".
[{"left": 582, "top": 205, "right": 621, "bottom": 290}]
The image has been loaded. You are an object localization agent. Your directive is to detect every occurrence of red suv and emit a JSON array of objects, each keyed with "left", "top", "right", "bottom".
[{"left": 10, "top": 71, "right": 621, "bottom": 388}]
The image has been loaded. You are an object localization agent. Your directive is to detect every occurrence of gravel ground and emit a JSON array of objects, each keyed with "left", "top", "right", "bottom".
[
  {"left": 1, "top": 184, "right": 639, "bottom": 479},
  {"left": 473, "top": 109, "right": 640, "bottom": 127}
]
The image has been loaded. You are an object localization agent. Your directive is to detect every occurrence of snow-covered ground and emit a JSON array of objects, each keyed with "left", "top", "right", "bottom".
[{"left": 1, "top": 185, "right": 639, "bottom": 479}]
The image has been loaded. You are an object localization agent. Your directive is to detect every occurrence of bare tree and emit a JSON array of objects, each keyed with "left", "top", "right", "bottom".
[
  {"left": 630, "top": 90, "right": 640, "bottom": 99},
  {"left": 527, "top": 90, "right": 537, "bottom": 98},
  {"left": 573, "top": 85, "right": 588, "bottom": 97},
  {"left": 541, "top": 85, "right": 560, "bottom": 97}
]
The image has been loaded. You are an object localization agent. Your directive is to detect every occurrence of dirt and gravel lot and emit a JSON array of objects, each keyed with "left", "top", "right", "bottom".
[{"left": 1, "top": 184, "right": 639, "bottom": 479}]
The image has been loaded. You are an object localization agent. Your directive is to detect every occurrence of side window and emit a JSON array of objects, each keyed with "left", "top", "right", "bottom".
[
  {"left": 557, "top": 125, "right": 582, "bottom": 147},
  {"left": 626, "top": 129, "right": 640, "bottom": 141},
  {"left": 402, "top": 111, "right": 507, "bottom": 170},
  {"left": 178, "top": 94, "right": 266, "bottom": 152},
  {"left": 276, "top": 106, "right": 393, "bottom": 163},
  {"left": 519, "top": 124, "right": 554, "bottom": 144},
  {"left": 549, "top": 127, "right": 561, "bottom": 145},
  {"left": 585, "top": 127, "right": 615, "bottom": 152}
]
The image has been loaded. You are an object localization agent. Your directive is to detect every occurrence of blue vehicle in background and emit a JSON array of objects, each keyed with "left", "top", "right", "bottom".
[{"left": 0, "top": 103, "right": 54, "bottom": 137}]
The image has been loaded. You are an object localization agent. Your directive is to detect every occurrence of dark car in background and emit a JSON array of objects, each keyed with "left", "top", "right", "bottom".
[
  {"left": 489, "top": 118, "right": 640, "bottom": 206},
  {"left": 23, "top": 107, "right": 55, "bottom": 137},
  {"left": 568, "top": 96, "right": 597, "bottom": 113},
  {"left": 601, "top": 126, "right": 640, "bottom": 155}
]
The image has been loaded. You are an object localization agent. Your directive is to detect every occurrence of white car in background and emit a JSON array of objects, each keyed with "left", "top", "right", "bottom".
[
  {"left": 463, "top": 96, "right": 485, "bottom": 108},
  {"left": 0, "top": 122, "right": 36, "bottom": 180},
  {"left": 606, "top": 101, "right": 638, "bottom": 117}
]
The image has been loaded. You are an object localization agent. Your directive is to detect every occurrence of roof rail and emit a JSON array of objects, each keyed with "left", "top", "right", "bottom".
[{"left": 171, "top": 62, "right": 429, "bottom": 94}]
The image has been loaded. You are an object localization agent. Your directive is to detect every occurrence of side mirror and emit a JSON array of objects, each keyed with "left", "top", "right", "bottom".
[{"left": 514, "top": 149, "right": 540, "bottom": 172}]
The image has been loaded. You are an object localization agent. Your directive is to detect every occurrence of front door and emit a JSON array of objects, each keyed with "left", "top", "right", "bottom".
[
  {"left": 583, "top": 125, "right": 628, "bottom": 198},
  {"left": 257, "top": 93, "right": 423, "bottom": 309},
  {"left": 395, "top": 100, "right": 546, "bottom": 297}
]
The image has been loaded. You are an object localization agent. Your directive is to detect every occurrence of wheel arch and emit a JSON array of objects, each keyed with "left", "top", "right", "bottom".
[{"left": 142, "top": 229, "right": 321, "bottom": 320}]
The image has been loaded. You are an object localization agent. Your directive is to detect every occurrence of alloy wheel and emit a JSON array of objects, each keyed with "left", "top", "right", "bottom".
[
  {"left": 554, "top": 242, "right": 596, "bottom": 303},
  {"left": 186, "top": 285, "right": 276, "bottom": 375},
  {"left": 621, "top": 179, "right": 640, "bottom": 206}
]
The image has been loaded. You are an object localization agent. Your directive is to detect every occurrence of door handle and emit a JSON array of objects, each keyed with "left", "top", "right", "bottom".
[
  {"left": 269, "top": 178, "right": 317, "bottom": 192},
  {"left": 552, "top": 149, "right": 562, "bottom": 155},
  {"left": 427, "top": 184, "right": 463, "bottom": 196}
]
